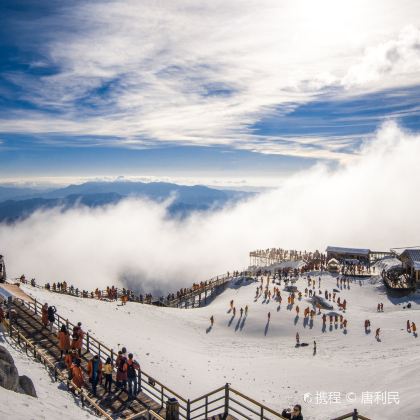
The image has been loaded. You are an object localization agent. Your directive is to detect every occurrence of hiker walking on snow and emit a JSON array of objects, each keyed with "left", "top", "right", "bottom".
[
  {"left": 245, "top": 305, "right": 248, "bottom": 316},
  {"left": 296, "top": 332, "right": 300, "bottom": 346},
  {"left": 210, "top": 315, "right": 214, "bottom": 326},
  {"left": 407, "top": 320, "right": 411, "bottom": 332},
  {"left": 375, "top": 328, "right": 381, "bottom": 340},
  {"left": 411, "top": 322, "right": 417, "bottom": 334}
]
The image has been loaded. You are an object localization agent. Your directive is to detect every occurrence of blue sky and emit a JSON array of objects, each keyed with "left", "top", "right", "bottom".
[{"left": 1, "top": 0, "right": 420, "bottom": 185}]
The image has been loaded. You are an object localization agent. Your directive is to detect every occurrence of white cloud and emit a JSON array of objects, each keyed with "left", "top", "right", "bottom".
[
  {"left": 342, "top": 25, "right": 420, "bottom": 91},
  {"left": 1, "top": 1, "right": 419, "bottom": 157},
  {"left": 1, "top": 122, "right": 419, "bottom": 294}
]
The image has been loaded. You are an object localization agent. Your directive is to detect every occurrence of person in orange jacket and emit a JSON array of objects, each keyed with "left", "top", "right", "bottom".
[
  {"left": 71, "top": 322, "right": 84, "bottom": 357},
  {"left": 64, "top": 350, "right": 75, "bottom": 370},
  {"left": 87, "top": 354, "right": 102, "bottom": 396},
  {"left": 41, "top": 303, "right": 49, "bottom": 328},
  {"left": 58, "top": 324, "right": 71, "bottom": 359},
  {"left": 71, "top": 358, "right": 85, "bottom": 389}
]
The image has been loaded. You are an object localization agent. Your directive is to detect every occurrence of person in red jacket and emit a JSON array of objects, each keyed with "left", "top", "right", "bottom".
[{"left": 116, "top": 348, "right": 128, "bottom": 390}]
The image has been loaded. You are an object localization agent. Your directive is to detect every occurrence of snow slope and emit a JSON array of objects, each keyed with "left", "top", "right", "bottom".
[
  {"left": 21, "top": 273, "right": 420, "bottom": 420},
  {"left": 0, "top": 327, "right": 97, "bottom": 420}
]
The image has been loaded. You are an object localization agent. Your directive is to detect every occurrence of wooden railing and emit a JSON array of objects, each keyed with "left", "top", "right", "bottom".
[
  {"left": 16, "top": 270, "right": 240, "bottom": 308},
  {"left": 331, "top": 409, "right": 371, "bottom": 420},
  {"left": 2, "top": 317, "right": 113, "bottom": 420},
  {"left": 189, "top": 384, "right": 289, "bottom": 420},
  {"left": 8, "top": 285, "right": 372, "bottom": 420}
]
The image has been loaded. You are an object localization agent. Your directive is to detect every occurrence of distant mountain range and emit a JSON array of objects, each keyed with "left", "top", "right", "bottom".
[{"left": 0, "top": 181, "right": 254, "bottom": 222}]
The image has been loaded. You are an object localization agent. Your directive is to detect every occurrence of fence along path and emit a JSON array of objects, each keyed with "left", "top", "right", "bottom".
[
  {"left": 7, "top": 276, "right": 372, "bottom": 420},
  {"left": 5, "top": 295, "right": 290, "bottom": 420},
  {"left": 8, "top": 298, "right": 167, "bottom": 419},
  {"left": 19, "top": 271, "right": 236, "bottom": 309}
]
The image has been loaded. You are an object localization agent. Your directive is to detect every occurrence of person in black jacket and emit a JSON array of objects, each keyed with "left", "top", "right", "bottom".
[
  {"left": 47, "top": 305, "right": 57, "bottom": 332},
  {"left": 282, "top": 404, "right": 303, "bottom": 420}
]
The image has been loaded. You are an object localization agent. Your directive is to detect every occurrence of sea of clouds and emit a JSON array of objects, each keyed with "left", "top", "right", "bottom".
[{"left": 1, "top": 122, "right": 419, "bottom": 294}]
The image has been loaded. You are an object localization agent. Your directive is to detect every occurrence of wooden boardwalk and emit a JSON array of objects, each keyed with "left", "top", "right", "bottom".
[{"left": 11, "top": 299, "right": 164, "bottom": 419}]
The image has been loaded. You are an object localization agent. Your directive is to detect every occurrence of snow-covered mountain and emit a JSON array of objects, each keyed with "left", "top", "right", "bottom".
[{"left": 13, "top": 272, "right": 420, "bottom": 420}]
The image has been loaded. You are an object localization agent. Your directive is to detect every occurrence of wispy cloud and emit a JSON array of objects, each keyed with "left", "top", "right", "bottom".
[{"left": 1, "top": 0, "right": 420, "bottom": 158}]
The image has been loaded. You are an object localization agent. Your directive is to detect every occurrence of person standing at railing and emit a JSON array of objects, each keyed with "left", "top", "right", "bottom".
[
  {"left": 71, "top": 358, "right": 85, "bottom": 389},
  {"left": 102, "top": 357, "right": 113, "bottom": 393},
  {"left": 41, "top": 303, "right": 48, "bottom": 328},
  {"left": 47, "top": 305, "right": 57, "bottom": 333},
  {"left": 87, "top": 354, "right": 102, "bottom": 397},
  {"left": 116, "top": 347, "right": 128, "bottom": 390},
  {"left": 58, "top": 324, "right": 71, "bottom": 359},
  {"left": 72, "top": 322, "right": 84, "bottom": 357},
  {"left": 126, "top": 353, "right": 140, "bottom": 398}
]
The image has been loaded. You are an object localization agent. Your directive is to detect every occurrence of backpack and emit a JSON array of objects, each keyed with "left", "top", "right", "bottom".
[
  {"left": 127, "top": 361, "right": 137, "bottom": 378},
  {"left": 118, "top": 356, "right": 127, "bottom": 372}
]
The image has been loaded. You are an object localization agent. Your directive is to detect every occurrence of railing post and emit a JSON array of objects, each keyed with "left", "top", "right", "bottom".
[
  {"left": 111, "top": 348, "right": 114, "bottom": 365},
  {"left": 205, "top": 395, "right": 208, "bottom": 419},
  {"left": 224, "top": 383, "right": 229, "bottom": 418},
  {"left": 161, "top": 384, "right": 164, "bottom": 407},
  {"left": 138, "top": 369, "right": 142, "bottom": 392},
  {"left": 353, "top": 408, "right": 358, "bottom": 420},
  {"left": 260, "top": 406, "right": 264, "bottom": 419},
  {"left": 86, "top": 332, "right": 90, "bottom": 353},
  {"left": 34, "top": 299, "right": 37, "bottom": 314},
  {"left": 186, "top": 399, "right": 191, "bottom": 420}
]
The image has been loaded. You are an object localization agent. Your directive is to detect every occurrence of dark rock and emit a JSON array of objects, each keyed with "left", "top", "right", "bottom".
[
  {"left": 18, "top": 375, "right": 37, "bottom": 398},
  {"left": 0, "top": 346, "right": 15, "bottom": 366},
  {"left": 0, "top": 357, "right": 19, "bottom": 391},
  {"left": 0, "top": 345, "right": 37, "bottom": 397}
]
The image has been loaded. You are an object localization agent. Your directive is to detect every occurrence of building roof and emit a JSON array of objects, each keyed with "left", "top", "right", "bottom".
[
  {"left": 326, "top": 246, "right": 370, "bottom": 256},
  {"left": 401, "top": 249, "right": 420, "bottom": 270}
]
